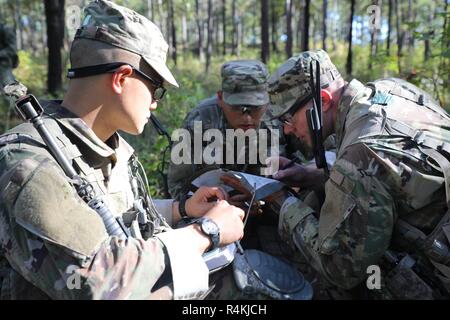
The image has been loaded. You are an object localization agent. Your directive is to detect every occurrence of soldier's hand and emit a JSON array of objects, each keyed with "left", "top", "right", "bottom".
[
  {"left": 219, "top": 174, "right": 262, "bottom": 216},
  {"left": 204, "top": 200, "right": 244, "bottom": 246},
  {"left": 273, "top": 156, "right": 325, "bottom": 191},
  {"left": 185, "top": 186, "right": 228, "bottom": 218}
]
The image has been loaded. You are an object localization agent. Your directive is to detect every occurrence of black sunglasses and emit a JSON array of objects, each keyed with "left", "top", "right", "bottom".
[
  {"left": 67, "top": 62, "right": 167, "bottom": 102},
  {"left": 131, "top": 67, "right": 167, "bottom": 102},
  {"left": 228, "top": 104, "right": 267, "bottom": 115}
]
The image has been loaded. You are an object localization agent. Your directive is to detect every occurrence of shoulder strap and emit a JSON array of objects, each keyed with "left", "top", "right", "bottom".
[
  {"left": 373, "top": 78, "right": 450, "bottom": 120},
  {"left": 0, "top": 117, "right": 84, "bottom": 175}
]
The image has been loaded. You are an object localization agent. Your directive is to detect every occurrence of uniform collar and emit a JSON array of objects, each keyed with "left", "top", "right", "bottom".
[
  {"left": 335, "top": 79, "right": 367, "bottom": 150},
  {"left": 42, "top": 101, "right": 135, "bottom": 167}
]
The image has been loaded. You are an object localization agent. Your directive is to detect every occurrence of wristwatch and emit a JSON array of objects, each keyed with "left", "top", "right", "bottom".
[{"left": 193, "top": 217, "right": 220, "bottom": 252}]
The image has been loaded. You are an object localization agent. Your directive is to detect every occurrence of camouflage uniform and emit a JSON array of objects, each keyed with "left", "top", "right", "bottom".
[
  {"left": 0, "top": 23, "right": 18, "bottom": 89},
  {"left": 0, "top": 0, "right": 247, "bottom": 300},
  {"left": 167, "top": 60, "right": 303, "bottom": 200},
  {"left": 268, "top": 50, "right": 450, "bottom": 299}
]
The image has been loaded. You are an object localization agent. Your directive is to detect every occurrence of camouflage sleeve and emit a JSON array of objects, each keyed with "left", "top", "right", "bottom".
[
  {"left": 278, "top": 142, "right": 395, "bottom": 289},
  {"left": 0, "top": 149, "right": 206, "bottom": 299}
]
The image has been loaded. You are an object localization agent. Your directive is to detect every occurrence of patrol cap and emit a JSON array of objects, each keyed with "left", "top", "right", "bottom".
[
  {"left": 267, "top": 50, "right": 341, "bottom": 119},
  {"left": 71, "top": 0, "right": 178, "bottom": 87},
  {"left": 221, "top": 60, "right": 269, "bottom": 106}
]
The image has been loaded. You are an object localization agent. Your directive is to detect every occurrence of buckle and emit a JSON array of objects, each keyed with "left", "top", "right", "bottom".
[{"left": 413, "top": 131, "right": 426, "bottom": 145}]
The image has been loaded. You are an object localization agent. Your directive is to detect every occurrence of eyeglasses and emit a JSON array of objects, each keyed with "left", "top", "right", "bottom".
[
  {"left": 100, "top": 63, "right": 166, "bottom": 102},
  {"left": 131, "top": 67, "right": 167, "bottom": 102},
  {"left": 68, "top": 62, "right": 167, "bottom": 101},
  {"left": 278, "top": 96, "right": 313, "bottom": 126},
  {"left": 228, "top": 104, "right": 267, "bottom": 115},
  {"left": 279, "top": 113, "right": 294, "bottom": 126}
]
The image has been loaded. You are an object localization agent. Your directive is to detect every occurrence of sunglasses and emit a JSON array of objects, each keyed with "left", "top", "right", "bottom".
[
  {"left": 131, "top": 67, "right": 167, "bottom": 102},
  {"left": 228, "top": 104, "right": 267, "bottom": 115},
  {"left": 68, "top": 62, "right": 167, "bottom": 102}
]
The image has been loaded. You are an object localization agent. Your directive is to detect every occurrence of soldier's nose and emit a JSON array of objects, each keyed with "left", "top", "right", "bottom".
[{"left": 150, "top": 101, "right": 157, "bottom": 111}]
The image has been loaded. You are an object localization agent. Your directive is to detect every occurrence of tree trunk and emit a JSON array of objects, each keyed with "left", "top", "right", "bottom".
[
  {"left": 168, "top": 0, "right": 177, "bottom": 65},
  {"left": 369, "top": 28, "right": 376, "bottom": 70},
  {"left": 252, "top": 2, "right": 257, "bottom": 47},
  {"left": 424, "top": 3, "right": 434, "bottom": 61},
  {"left": 285, "top": 0, "right": 293, "bottom": 57},
  {"left": 271, "top": 0, "right": 279, "bottom": 53},
  {"left": 15, "top": 0, "right": 24, "bottom": 50},
  {"left": 291, "top": 2, "right": 297, "bottom": 49},
  {"left": 182, "top": 12, "right": 188, "bottom": 52},
  {"left": 346, "top": 0, "right": 355, "bottom": 76},
  {"left": 332, "top": 0, "right": 338, "bottom": 51},
  {"left": 261, "top": 0, "right": 270, "bottom": 63},
  {"left": 44, "top": 0, "right": 65, "bottom": 95},
  {"left": 302, "top": 0, "right": 310, "bottom": 51},
  {"left": 214, "top": 11, "right": 219, "bottom": 54},
  {"left": 395, "top": 0, "right": 403, "bottom": 73},
  {"left": 369, "top": 0, "right": 381, "bottom": 70},
  {"left": 222, "top": 0, "right": 226, "bottom": 55},
  {"left": 407, "top": 0, "right": 414, "bottom": 50},
  {"left": 322, "top": 0, "right": 327, "bottom": 51},
  {"left": 231, "top": 0, "right": 237, "bottom": 55},
  {"left": 40, "top": 2, "right": 47, "bottom": 57},
  {"left": 296, "top": 0, "right": 303, "bottom": 51},
  {"left": 440, "top": 0, "right": 449, "bottom": 89},
  {"left": 187, "top": 11, "right": 191, "bottom": 50},
  {"left": 147, "top": 0, "right": 153, "bottom": 20},
  {"left": 158, "top": 0, "right": 165, "bottom": 34},
  {"left": 359, "top": 16, "right": 364, "bottom": 45},
  {"left": 195, "top": 0, "right": 204, "bottom": 60},
  {"left": 205, "top": 0, "right": 213, "bottom": 73},
  {"left": 238, "top": 13, "right": 243, "bottom": 57},
  {"left": 311, "top": 13, "right": 315, "bottom": 49},
  {"left": 387, "top": 0, "right": 392, "bottom": 55},
  {"left": 165, "top": 1, "right": 171, "bottom": 48}
]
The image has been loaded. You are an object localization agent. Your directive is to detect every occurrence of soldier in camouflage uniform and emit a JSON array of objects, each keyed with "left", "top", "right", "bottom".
[
  {"left": 167, "top": 60, "right": 304, "bottom": 201},
  {"left": 0, "top": 21, "right": 18, "bottom": 90},
  {"left": 0, "top": 0, "right": 248, "bottom": 300},
  {"left": 266, "top": 49, "right": 450, "bottom": 299}
]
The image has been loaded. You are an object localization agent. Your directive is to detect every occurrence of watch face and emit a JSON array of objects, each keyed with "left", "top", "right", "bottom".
[{"left": 202, "top": 219, "right": 218, "bottom": 235}]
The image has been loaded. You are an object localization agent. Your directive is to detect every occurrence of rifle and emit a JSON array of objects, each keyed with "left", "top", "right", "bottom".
[
  {"left": 306, "top": 60, "right": 329, "bottom": 177},
  {"left": 7, "top": 85, "right": 130, "bottom": 239}
]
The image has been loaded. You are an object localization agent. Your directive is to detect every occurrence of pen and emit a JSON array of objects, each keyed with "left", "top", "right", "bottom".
[{"left": 280, "top": 156, "right": 299, "bottom": 170}]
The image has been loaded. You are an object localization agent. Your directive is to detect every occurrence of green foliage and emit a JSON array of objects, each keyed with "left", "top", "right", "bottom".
[
  {"left": 0, "top": 50, "right": 48, "bottom": 131},
  {"left": 14, "top": 50, "right": 46, "bottom": 95}
]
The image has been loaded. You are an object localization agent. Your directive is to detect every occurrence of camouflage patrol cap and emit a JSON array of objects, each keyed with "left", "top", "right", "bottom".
[
  {"left": 221, "top": 60, "right": 269, "bottom": 106},
  {"left": 74, "top": 0, "right": 178, "bottom": 87},
  {"left": 267, "top": 50, "right": 341, "bottom": 119}
]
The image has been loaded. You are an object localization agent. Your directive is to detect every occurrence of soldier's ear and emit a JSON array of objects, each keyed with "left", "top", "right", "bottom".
[
  {"left": 321, "top": 89, "right": 333, "bottom": 111},
  {"left": 111, "top": 65, "right": 133, "bottom": 94}
]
